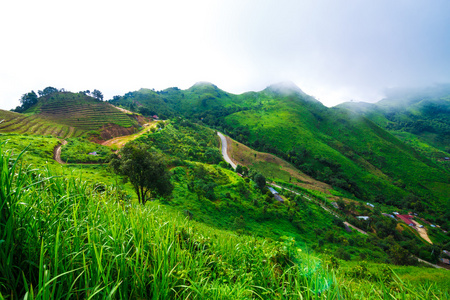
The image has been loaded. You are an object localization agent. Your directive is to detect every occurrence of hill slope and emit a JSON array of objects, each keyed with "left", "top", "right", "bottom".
[
  {"left": 110, "top": 83, "right": 450, "bottom": 228},
  {"left": 338, "top": 85, "right": 450, "bottom": 166},
  {"left": 5, "top": 91, "right": 148, "bottom": 140},
  {"left": 0, "top": 109, "right": 78, "bottom": 138}
]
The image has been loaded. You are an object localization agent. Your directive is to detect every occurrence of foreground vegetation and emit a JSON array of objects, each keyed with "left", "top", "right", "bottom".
[{"left": 1, "top": 145, "right": 449, "bottom": 299}]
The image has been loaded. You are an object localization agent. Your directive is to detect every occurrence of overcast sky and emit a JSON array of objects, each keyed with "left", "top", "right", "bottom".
[{"left": 1, "top": 0, "right": 449, "bottom": 110}]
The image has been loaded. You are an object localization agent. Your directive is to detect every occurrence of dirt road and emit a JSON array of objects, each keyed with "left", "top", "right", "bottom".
[
  {"left": 343, "top": 221, "right": 367, "bottom": 235},
  {"left": 102, "top": 122, "right": 155, "bottom": 148},
  {"left": 54, "top": 140, "right": 67, "bottom": 164}
]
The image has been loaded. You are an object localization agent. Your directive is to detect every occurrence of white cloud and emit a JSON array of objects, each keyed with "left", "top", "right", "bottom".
[{"left": 1, "top": 0, "right": 449, "bottom": 110}]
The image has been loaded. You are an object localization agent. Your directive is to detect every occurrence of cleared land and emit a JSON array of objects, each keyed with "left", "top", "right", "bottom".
[
  {"left": 101, "top": 121, "right": 156, "bottom": 148},
  {"left": 411, "top": 220, "right": 433, "bottom": 244}
]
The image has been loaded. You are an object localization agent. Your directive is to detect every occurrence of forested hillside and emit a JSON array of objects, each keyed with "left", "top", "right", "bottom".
[{"left": 110, "top": 82, "right": 450, "bottom": 229}]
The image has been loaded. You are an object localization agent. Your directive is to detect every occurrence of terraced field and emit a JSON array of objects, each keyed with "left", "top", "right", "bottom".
[
  {"left": 35, "top": 92, "right": 138, "bottom": 130},
  {"left": 0, "top": 109, "right": 79, "bottom": 138},
  {"left": 1, "top": 92, "right": 142, "bottom": 140}
]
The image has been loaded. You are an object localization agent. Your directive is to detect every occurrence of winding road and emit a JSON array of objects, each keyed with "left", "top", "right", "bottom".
[{"left": 218, "top": 132, "right": 237, "bottom": 169}]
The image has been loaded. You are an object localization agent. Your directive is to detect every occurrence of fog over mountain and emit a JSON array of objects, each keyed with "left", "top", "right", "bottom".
[{"left": 1, "top": 0, "right": 449, "bottom": 110}]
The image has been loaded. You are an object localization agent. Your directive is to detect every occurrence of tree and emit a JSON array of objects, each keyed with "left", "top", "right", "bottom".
[
  {"left": 79, "top": 90, "right": 91, "bottom": 96},
  {"left": 109, "top": 142, "right": 172, "bottom": 204},
  {"left": 254, "top": 173, "right": 266, "bottom": 191},
  {"left": 389, "top": 244, "right": 413, "bottom": 265},
  {"left": 92, "top": 89, "right": 104, "bottom": 101},
  {"left": 38, "top": 86, "right": 58, "bottom": 97},
  {"left": 204, "top": 147, "right": 222, "bottom": 164},
  {"left": 15, "top": 91, "right": 38, "bottom": 112}
]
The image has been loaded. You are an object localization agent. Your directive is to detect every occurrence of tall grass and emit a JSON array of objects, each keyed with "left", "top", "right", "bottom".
[{"left": 0, "top": 144, "right": 448, "bottom": 299}]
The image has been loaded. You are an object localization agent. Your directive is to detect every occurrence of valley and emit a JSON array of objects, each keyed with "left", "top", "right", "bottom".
[{"left": 0, "top": 85, "right": 449, "bottom": 299}]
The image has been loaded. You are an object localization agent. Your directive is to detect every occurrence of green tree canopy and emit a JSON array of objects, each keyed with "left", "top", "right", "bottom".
[
  {"left": 38, "top": 86, "right": 59, "bottom": 97},
  {"left": 14, "top": 91, "right": 38, "bottom": 112},
  {"left": 109, "top": 142, "right": 172, "bottom": 204},
  {"left": 92, "top": 89, "right": 104, "bottom": 101},
  {"left": 254, "top": 173, "right": 266, "bottom": 191}
]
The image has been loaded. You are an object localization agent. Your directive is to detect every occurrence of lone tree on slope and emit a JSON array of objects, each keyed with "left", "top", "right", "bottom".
[
  {"left": 92, "top": 89, "right": 104, "bottom": 101},
  {"left": 109, "top": 142, "right": 173, "bottom": 204}
]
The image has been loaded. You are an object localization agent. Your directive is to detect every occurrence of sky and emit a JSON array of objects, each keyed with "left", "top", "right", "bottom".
[{"left": 1, "top": 0, "right": 450, "bottom": 110}]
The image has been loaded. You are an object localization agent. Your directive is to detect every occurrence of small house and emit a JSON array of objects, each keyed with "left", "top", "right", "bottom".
[
  {"left": 356, "top": 216, "right": 370, "bottom": 221},
  {"left": 88, "top": 151, "right": 98, "bottom": 156},
  {"left": 331, "top": 202, "right": 339, "bottom": 209},
  {"left": 268, "top": 187, "right": 284, "bottom": 203},
  {"left": 268, "top": 187, "right": 278, "bottom": 195},
  {"left": 382, "top": 213, "right": 396, "bottom": 219},
  {"left": 397, "top": 215, "right": 415, "bottom": 226},
  {"left": 366, "top": 202, "right": 375, "bottom": 208}
]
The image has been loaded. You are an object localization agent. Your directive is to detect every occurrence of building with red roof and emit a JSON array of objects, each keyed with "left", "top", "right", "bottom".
[{"left": 397, "top": 214, "right": 415, "bottom": 226}]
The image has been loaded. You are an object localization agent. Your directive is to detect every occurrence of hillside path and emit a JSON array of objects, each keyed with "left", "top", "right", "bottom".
[
  {"left": 414, "top": 256, "right": 444, "bottom": 269},
  {"left": 218, "top": 132, "right": 237, "bottom": 169},
  {"left": 54, "top": 140, "right": 67, "bottom": 164},
  {"left": 270, "top": 183, "right": 342, "bottom": 220},
  {"left": 109, "top": 104, "right": 134, "bottom": 114},
  {"left": 343, "top": 221, "right": 367, "bottom": 235}
]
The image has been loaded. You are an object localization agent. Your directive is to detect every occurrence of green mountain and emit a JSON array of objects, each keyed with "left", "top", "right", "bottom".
[
  {"left": 338, "top": 85, "right": 450, "bottom": 163},
  {"left": 110, "top": 82, "right": 450, "bottom": 227}
]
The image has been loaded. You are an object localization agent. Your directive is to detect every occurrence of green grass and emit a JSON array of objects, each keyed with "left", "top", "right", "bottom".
[
  {"left": 1, "top": 145, "right": 449, "bottom": 299},
  {"left": 61, "top": 138, "right": 113, "bottom": 163},
  {"left": 0, "top": 133, "right": 60, "bottom": 165}
]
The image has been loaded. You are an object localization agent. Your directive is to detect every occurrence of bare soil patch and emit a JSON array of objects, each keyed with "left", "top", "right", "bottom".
[{"left": 99, "top": 123, "right": 137, "bottom": 140}]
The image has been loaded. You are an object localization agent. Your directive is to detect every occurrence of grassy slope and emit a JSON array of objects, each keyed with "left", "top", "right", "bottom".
[
  {"left": 2, "top": 145, "right": 448, "bottom": 299},
  {"left": 339, "top": 87, "right": 450, "bottom": 153},
  {"left": 226, "top": 134, "right": 334, "bottom": 194},
  {"left": 0, "top": 133, "right": 128, "bottom": 194},
  {"left": 226, "top": 91, "right": 448, "bottom": 208}
]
